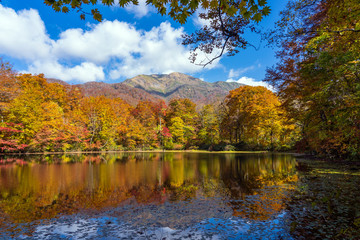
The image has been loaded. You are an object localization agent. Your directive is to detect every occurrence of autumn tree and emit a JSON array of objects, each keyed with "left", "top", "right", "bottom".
[
  {"left": 220, "top": 86, "right": 296, "bottom": 150},
  {"left": 2, "top": 74, "right": 90, "bottom": 151},
  {"left": 166, "top": 98, "right": 198, "bottom": 148},
  {"left": 0, "top": 59, "right": 20, "bottom": 119},
  {"left": 151, "top": 100, "right": 169, "bottom": 148},
  {"left": 131, "top": 101, "right": 161, "bottom": 148},
  {"left": 0, "top": 60, "right": 26, "bottom": 152},
  {"left": 71, "top": 96, "right": 131, "bottom": 150},
  {"left": 265, "top": 0, "right": 360, "bottom": 157},
  {"left": 0, "top": 122, "right": 28, "bottom": 153},
  {"left": 123, "top": 115, "right": 146, "bottom": 149},
  {"left": 197, "top": 104, "right": 220, "bottom": 146},
  {"left": 168, "top": 116, "right": 186, "bottom": 145},
  {"left": 31, "top": 101, "right": 68, "bottom": 151},
  {"left": 5, "top": 74, "right": 69, "bottom": 143}
]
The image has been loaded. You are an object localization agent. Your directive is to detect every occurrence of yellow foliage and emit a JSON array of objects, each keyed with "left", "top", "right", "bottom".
[{"left": 221, "top": 86, "right": 297, "bottom": 149}]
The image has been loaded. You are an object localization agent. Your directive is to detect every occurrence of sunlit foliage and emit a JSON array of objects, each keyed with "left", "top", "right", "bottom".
[
  {"left": 220, "top": 86, "right": 298, "bottom": 150},
  {"left": 0, "top": 67, "right": 300, "bottom": 152},
  {"left": 265, "top": 0, "right": 360, "bottom": 158},
  {"left": 166, "top": 98, "right": 199, "bottom": 149}
]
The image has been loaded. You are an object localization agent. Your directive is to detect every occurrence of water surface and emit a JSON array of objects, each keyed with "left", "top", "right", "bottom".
[{"left": 0, "top": 152, "right": 298, "bottom": 239}]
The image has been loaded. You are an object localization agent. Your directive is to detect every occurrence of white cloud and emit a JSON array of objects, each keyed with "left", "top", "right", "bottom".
[
  {"left": 28, "top": 61, "right": 105, "bottom": 82},
  {"left": 109, "top": 22, "right": 212, "bottom": 79},
  {"left": 228, "top": 66, "right": 255, "bottom": 79},
  {"left": 192, "top": 8, "right": 211, "bottom": 28},
  {"left": 52, "top": 21, "right": 141, "bottom": 63},
  {"left": 0, "top": 4, "right": 218, "bottom": 82},
  {"left": 226, "top": 76, "right": 273, "bottom": 90},
  {"left": 228, "top": 69, "right": 240, "bottom": 79},
  {"left": 0, "top": 5, "right": 53, "bottom": 61},
  {"left": 125, "top": 0, "right": 155, "bottom": 18}
]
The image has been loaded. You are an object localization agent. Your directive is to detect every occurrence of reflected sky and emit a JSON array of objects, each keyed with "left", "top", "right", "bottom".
[{"left": 0, "top": 152, "right": 297, "bottom": 238}]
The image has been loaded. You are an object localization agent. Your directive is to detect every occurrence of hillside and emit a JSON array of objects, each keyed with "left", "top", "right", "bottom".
[
  {"left": 47, "top": 73, "right": 243, "bottom": 106},
  {"left": 47, "top": 79, "right": 161, "bottom": 105},
  {"left": 77, "top": 82, "right": 161, "bottom": 105},
  {"left": 123, "top": 72, "right": 243, "bottom": 105}
]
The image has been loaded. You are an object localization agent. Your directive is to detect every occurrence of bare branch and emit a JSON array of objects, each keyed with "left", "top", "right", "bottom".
[{"left": 196, "top": 36, "right": 231, "bottom": 67}]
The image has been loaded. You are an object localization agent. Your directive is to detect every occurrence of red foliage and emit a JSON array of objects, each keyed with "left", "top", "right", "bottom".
[
  {"left": 0, "top": 122, "right": 28, "bottom": 153},
  {"left": 161, "top": 127, "right": 172, "bottom": 138}
]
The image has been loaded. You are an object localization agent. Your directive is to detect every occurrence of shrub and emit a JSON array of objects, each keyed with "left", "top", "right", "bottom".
[{"left": 224, "top": 145, "right": 236, "bottom": 151}]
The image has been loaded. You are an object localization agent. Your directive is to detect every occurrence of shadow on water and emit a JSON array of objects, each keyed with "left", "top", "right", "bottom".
[{"left": 0, "top": 152, "right": 298, "bottom": 239}]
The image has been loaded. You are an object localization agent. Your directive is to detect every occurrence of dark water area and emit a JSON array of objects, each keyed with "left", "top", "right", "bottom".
[{"left": 0, "top": 152, "right": 358, "bottom": 239}]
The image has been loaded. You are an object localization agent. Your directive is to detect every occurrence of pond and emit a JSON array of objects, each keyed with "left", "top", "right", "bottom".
[{"left": 0, "top": 152, "right": 359, "bottom": 239}]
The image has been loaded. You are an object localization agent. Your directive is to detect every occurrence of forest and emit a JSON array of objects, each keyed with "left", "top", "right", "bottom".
[
  {"left": 0, "top": 0, "right": 359, "bottom": 159},
  {"left": 0, "top": 63, "right": 298, "bottom": 153},
  {"left": 264, "top": 0, "right": 360, "bottom": 159}
]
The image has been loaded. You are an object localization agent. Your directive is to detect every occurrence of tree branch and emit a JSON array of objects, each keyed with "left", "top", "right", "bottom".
[{"left": 196, "top": 36, "right": 231, "bottom": 67}]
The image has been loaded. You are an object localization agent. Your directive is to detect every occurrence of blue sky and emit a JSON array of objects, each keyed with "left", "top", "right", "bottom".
[{"left": 0, "top": 0, "right": 286, "bottom": 86}]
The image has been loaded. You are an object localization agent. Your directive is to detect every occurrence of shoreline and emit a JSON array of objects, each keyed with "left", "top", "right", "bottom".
[{"left": 0, "top": 149, "right": 274, "bottom": 156}]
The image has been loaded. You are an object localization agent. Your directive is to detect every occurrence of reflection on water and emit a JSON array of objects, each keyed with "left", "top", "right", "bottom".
[{"left": 0, "top": 152, "right": 297, "bottom": 238}]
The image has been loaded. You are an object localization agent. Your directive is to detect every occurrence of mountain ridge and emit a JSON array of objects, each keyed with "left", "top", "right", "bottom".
[
  {"left": 47, "top": 72, "right": 244, "bottom": 106},
  {"left": 122, "top": 72, "right": 243, "bottom": 105}
]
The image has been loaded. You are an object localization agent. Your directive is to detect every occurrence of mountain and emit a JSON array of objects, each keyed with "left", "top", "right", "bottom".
[
  {"left": 47, "top": 73, "right": 243, "bottom": 106},
  {"left": 122, "top": 72, "right": 243, "bottom": 105},
  {"left": 47, "top": 79, "right": 161, "bottom": 105},
  {"left": 76, "top": 82, "right": 161, "bottom": 104}
]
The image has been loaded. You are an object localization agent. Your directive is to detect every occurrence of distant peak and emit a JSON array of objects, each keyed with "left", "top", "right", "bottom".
[
  {"left": 132, "top": 72, "right": 192, "bottom": 79},
  {"left": 169, "top": 72, "right": 186, "bottom": 76}
]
